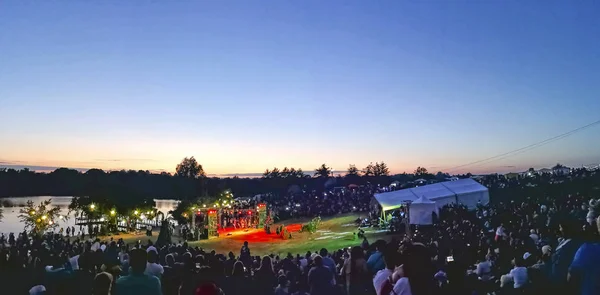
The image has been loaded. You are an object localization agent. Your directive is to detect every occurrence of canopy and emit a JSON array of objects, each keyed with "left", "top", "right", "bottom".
[
  {"left": 374, "top": 178, "right": 489, "bottom": 211},
  {"left": 409, "top": 196, "right": 437, "bottom": 225}
]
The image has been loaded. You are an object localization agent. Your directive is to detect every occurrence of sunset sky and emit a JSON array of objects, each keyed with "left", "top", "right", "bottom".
[{"left": 1, "top": 1, "right": 599, "bottom": 177}]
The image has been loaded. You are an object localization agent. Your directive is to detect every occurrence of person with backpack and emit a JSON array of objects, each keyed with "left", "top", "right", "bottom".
[{"left": 373, "top": 247, "right": 397, "bottom": 295}]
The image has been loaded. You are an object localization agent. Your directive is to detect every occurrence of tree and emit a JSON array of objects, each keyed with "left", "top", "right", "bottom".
[
  {"left": 414, "top": 166, "right": 428, "bottom": 176},
  {"left": 314, "top": 164, "right": 332, "bottom": 178},
  {"left": 364, "top": 163, "right": 375, "bottom": 177},
  {"left": 175, "top": 156, "right": 206, "bottom": 178},
  {"left": 294, "top": 168, "right": 306, "bottom": 178},
  {"left": 347, "top": 164, "right": 359, "bottom": 176},
  {"left": 552, "top": 163, "right": 565, "bottom": 170},
  {"left": 263, "top": 169, "right": 271, "bottom": 178},
  {"left": 19, "top": 199, "right": 63, "bottom": 235},
  {"left": 374, "top": 162, "right": 390, "bottom": 176},
  {"left": 270, "top": 167, "right": 281, "bottom": 178}
]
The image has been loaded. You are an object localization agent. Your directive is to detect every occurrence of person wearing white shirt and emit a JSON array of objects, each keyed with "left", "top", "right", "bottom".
[
  {"left": 146, "top": 245, "right": 157, "bottom": 254},
  {"left": 529, "top": 229, "right": 540, "bottom": 244},
  {"left": 69, "top": 255, "right": 80, "bottom": 270},
  {"left": 372, "top": 249, "right": 397, "bottom": 295},
  {"left": 144, "top": 251, "right": 164, "bottom": 278},
  {"left": 495, "top": 224, "right": 505, "bottom": 241},
  {"left": 509, "top": 257, "right": 528, "bottom": 289},
  {"left": 476, "top": 257, "right": 493, "bottom": 282}
]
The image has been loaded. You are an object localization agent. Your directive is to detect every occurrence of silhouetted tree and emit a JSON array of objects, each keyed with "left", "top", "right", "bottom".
[
  {"left": 314, "top": 164, "right": 332, "bottom": 178},
  {"left": 176, "top": 157, "right": 206, "bottom": 178},
  {"left": 414, "top": 166, "right": 428, "bottom": 176},
  {"left": 347, "top": 164, "right": 359, "bottom": 176},
  {"left": 374, "top": 162, "right": 390, "bottom": 176},
  {"left": 364, "top": 163, "right": 375, "bottom": 177}
]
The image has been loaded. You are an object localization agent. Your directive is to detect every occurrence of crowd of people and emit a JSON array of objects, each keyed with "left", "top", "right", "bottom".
[
  {"left": 251, "top": 186, "right": 377, "bottom": 221},
  {"left": 1, "top": 183, "right": 599, "bottom": 295}
]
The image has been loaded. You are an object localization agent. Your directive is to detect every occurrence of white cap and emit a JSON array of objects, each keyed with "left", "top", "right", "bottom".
[{"left": 29, "top": 285, "right": 46, "bottom": 295}]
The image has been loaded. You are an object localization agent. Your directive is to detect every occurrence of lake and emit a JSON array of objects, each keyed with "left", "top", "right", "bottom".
[{"left": 0, "top": 196, "right": 180, "bottom": 235}]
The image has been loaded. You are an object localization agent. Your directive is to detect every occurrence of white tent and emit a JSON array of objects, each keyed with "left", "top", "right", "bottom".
[
  {"left": 409, "top": 196, "right": 437, "bottom": 225},
  {"left": 374, "top": 178, "right": 489, "bottom": 212},
  {"left": 441, "top": 178, "right": 490, "bottom": 208},
  {"left": 373, "top": 188, "right": 417, "bottom": 211}
]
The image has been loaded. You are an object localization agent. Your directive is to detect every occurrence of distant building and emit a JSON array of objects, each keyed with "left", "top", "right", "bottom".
[
  {"left": 553, "top": 167, "right": 571, "bottom": 175},
  {"left": 505, "top": 172, "right": 519, "bottom": 179},
  {"left": 537, "top": 168, "right": 552, "bottom": 175}
]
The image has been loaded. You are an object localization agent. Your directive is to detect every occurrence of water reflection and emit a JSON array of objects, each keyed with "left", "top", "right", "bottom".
[{"left": 0, "top": 196, "right": 180, "bottom": 235}]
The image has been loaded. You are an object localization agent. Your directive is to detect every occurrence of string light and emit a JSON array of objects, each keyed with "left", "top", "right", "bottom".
[{"left": 110, "top": 210, "right": 116, "bottom": 216}]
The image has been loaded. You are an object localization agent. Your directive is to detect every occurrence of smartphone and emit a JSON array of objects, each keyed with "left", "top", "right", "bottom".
[{"left": 446, "top": 256, "right": 454, "bottom": 262}]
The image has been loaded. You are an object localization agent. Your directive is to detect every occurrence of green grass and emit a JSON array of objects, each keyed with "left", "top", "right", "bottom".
[{"left": 118, "top": 213, "right": 396, "bottom": 256}]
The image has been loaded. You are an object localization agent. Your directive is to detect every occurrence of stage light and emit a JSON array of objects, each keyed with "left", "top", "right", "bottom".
[
  {"left": 100, "top": 218, "right": 105, "bottom": 222},
  {"left": 90, "top": 204, "right": 95, "bottom": 210}
]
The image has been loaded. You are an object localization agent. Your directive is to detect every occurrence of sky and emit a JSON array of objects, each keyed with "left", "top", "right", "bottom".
[{"left": 1, "top": 1, "right": 599, "bottom": 177}]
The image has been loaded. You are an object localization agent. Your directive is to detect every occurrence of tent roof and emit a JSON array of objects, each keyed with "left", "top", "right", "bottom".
[
  {"left": 373, "top": 188, "right": 417, "bottom": 211},
  {"left": 374, "top": 178, "right": 487, "bottom": 211},
  {"left": 412, "top": 195, "right": 435, "bottom": 204},
  {"left": 440, "top": 178, "right": 488, "bottom": 195}
]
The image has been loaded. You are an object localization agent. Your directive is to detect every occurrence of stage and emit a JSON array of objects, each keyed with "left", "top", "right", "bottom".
[
  {"left": 216, "top": 223, "right": 303, "bottom": 240},
  {"left": 179, "top": 213, "right": 393, "bottom": 256}
]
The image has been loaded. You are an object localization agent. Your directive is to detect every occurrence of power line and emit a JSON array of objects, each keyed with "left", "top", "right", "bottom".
[{"left": 444, "top": 118, "right": 600, "bottom": 173}]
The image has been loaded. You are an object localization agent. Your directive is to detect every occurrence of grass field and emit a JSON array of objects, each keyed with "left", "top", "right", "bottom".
[{"left": 117, "top": 213, "right": 396, "bottom": 256}]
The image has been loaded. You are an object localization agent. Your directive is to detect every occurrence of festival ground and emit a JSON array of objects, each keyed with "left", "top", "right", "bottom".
[{"left": 115, "top": 213, "right": 396, "bottom": 256}]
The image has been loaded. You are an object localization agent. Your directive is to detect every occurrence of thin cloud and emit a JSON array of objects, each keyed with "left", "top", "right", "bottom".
[{"left": 94, "top": 158, "right": 157, "bottom": 162}]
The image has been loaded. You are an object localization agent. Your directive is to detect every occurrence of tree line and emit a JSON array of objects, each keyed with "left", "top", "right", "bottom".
[{"left": 0, "top": 156, "right": 454, "bottom": 201}]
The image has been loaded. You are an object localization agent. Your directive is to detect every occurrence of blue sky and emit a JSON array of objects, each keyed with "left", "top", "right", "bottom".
[{"left": 1, "top": 1, "right": 599, "bottom": 176}]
